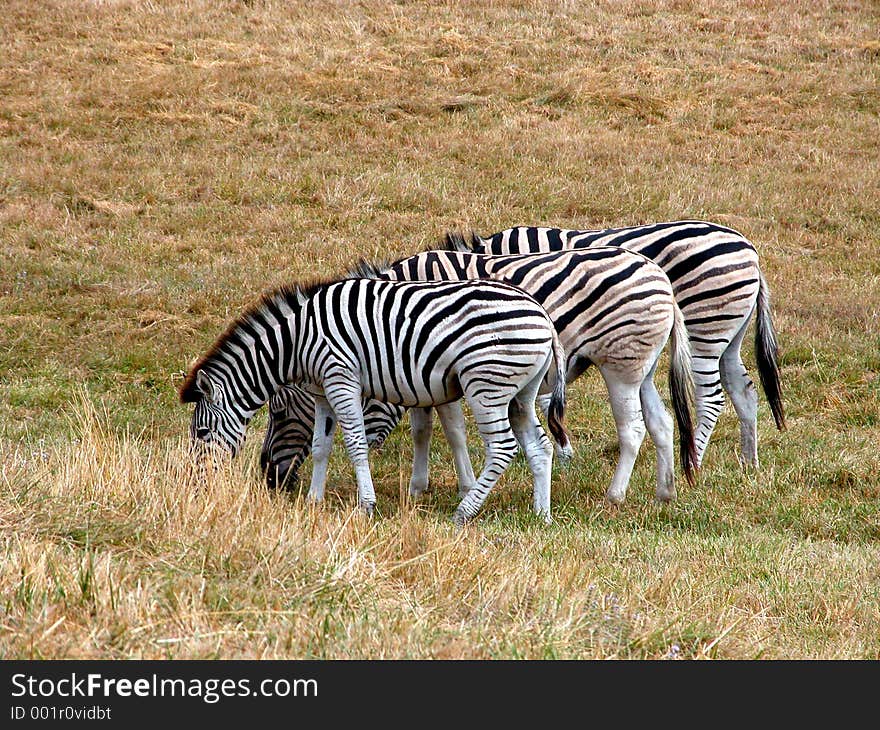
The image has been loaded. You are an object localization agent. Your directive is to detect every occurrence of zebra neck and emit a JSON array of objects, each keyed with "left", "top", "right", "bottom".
[
  {"left": 286, "top": 302, "right": 326, "bottom": 387},
  {"left": 214, "top": 304, "right": 304, "bottom": 417}
]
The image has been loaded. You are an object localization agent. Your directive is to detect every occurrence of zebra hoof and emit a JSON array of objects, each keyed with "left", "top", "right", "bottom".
[
  {"left": 555, "top": 444, "right": 574, "bottom": 466},
  {"left": 451, "top": 508, "right": 469, "bottom": 528},
  {"left": 737, "top": 455, "right": 759, "bottom": 470},
  {"left": 534, "top": 510, "right": 552, "bottom": 525},
  {"left": 654, "top": 487, "right": 677, "bottom": 503},
  {"left": 604, "top": 490, "right": 626, "bottom": 506}
]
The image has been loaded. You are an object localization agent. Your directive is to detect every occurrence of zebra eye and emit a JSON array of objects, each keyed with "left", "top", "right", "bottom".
[{"left": 195, "top": 427, "right": 212, "bottom": 441}]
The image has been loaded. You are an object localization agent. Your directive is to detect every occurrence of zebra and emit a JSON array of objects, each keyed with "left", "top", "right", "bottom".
[
  {"left": 458, "top": 221, "right": 785, "bottom": 468},
  {"left": 180, "top": 276, "right": 571, "bottom": 525},
  {"left": 262, "top": 246, "right": 698, "bottom": 506},
  {"left": 260, "top": 383, "right": 405, "bottom": 490},
  {"left": 263, "top": 382, "right": 479, "bottom": 499}
]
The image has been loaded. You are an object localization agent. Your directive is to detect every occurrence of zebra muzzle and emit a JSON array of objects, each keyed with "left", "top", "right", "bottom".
[{"left": 264, "top": 459, "right": 299, "bottom": 491}]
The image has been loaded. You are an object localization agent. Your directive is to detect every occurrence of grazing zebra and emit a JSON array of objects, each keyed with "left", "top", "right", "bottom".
[
  {"left": 263, "top": 382, "right": 480, "bottom": 499},
  {"left": 260, "top": 383, "right": 405, "bottom": 490},
  {"left": 262, "top": 246, "right": 697, "bottom": 505},
  {"left": 180, "top": 277, "right": 571, "bottom": 525},
  {"left": 459, "top": 221, "right": 785, "bottom": 468}
]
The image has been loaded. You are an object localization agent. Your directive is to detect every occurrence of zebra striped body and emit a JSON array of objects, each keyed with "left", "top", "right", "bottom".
[
  {"left": 263, "top": 248, "right": 697, "bottom": 505},
  {"left": 181, "top": 277, "right": 570, "bottom": 524},
  {"left": 464, "top": 221, "right": 785, "bottom": 467}
]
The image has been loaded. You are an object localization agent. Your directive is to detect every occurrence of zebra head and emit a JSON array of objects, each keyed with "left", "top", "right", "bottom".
[
  {"left": 260, "top": 383, "right": 408, "bottom": 490},
  {"left": 182, "top": 369, "right": 248, "bottom": 458},
  {"left": 260, "top": 384, "right": 315, "bottom": 490}
]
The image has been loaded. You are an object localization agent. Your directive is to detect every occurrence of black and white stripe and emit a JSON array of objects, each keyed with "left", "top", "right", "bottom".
[
  {"left": 464, "top": 221, "right": 785, "bottom": 467},
  {"left": 263, "top": 247, "right": 698, "bottom": 505},
  {"left": 181, "top": 277, "right": 570, "bottom": 524},
  {"left": 260, "top": 384, "right": 405, "bottom": 490}
]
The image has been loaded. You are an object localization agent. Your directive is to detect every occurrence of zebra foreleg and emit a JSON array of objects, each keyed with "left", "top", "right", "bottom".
[
  {"left": 638, "top": 370, "right": 677, "bottom": 503},
  {"left": 408, "top": 407, "right": 434, "bottom": 497},
  {"left": 324, "top": 382, "right": 377, "bottom": 515},
  {"left": 436, "top": 401, "right": 477, "bottom": 497},
  {"left": 307, "top": 396, "right": 337, "bottom": 504},
  {"left": 602, "top": 373, "right": 647, "bottom": 505}
]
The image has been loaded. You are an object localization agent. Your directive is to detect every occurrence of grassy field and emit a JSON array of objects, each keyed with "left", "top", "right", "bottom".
[{"left": 2, "top": 0, "right": 879, "bottom": 659}]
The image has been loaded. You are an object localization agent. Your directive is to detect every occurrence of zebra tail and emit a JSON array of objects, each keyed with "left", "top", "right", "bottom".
[
  {"left": 547, "top": 327, "right": 573, "bottom": 460},
  {"left": 669, "top": 301, "right": 698, "bottom": 487},
  {"left": 756, "top": 271, "right": 786, "bottom": 431}
]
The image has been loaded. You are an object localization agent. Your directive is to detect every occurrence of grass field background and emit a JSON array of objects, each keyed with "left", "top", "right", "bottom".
[{"left": 2, "top": 0, "right": 879, "bottom": 658}]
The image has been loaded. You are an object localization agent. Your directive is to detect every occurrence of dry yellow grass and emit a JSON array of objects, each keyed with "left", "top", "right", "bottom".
[
  {"left": 4, "top": 396, "right": 879, "bottom": 659},
  {"left": 1, "top": 0, "right": 879, "bottom": 659}
]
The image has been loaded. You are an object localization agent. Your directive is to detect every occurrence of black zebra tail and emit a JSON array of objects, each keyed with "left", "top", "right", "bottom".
[
  {"left": 756, "top": 271, "right": 786, "bottom": 431},
  {"left": 669, "top": 302, "right": 698, "bottom": 487},
  {"left": 547, "top": 328, "right": 573, "bottom": 460}
]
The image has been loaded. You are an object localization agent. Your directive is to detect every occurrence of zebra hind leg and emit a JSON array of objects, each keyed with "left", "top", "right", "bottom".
[
  {"left": 638, "top": 365, "right": 677, "bottom": 503},
  {"left": 601, "top": 371, "right": 648, "bottom": 505},
  {"left": 691, "top": 354, "right": 726, "bottom": 468},
  {"left": 452, "top": 401, "right": 519, "bottom": 526},
  {"left": 436, "top": 401, "right": 477, "bottom": 497},
  {"left": 719, "top": 319, "right": 759, "bottom": 469},
  {"left": 408, "top": 403, "right": 479, "bottom": 499},
  {"left": 508, "top": 394, "right": 554, "bottom": 523},
  {"left": 408, "top": 407, "right": 434, "bottom": 497}
]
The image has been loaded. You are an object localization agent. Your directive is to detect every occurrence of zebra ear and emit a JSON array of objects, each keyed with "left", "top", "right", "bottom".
[{"left": 196, "top": 370, "right": 222, "bottom": 404}]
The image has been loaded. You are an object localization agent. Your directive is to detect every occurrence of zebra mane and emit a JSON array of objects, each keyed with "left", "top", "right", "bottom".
[
  {"left": 179, "top": 277, "right": 347, "bottom": 403},
  {"left": 346, "top": 232, "right": 487, "bottom": 283},
  {"left": 442, "top": 229, "right": 485, "bottom": 253},
  {"left": 348, "top": 257, "right": 394, "bottom": 279}
]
